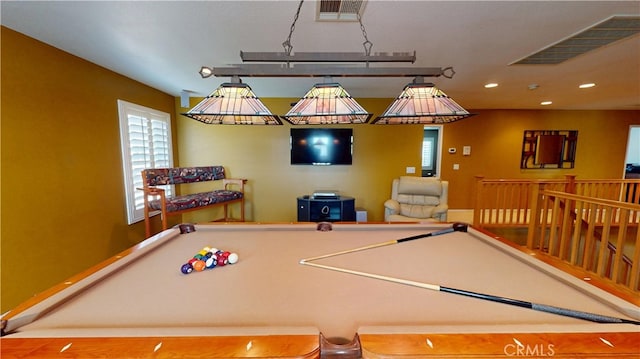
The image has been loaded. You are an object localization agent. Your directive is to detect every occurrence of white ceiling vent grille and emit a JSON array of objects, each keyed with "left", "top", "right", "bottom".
[
  {"left": 513, "top": 15, "right": 640, "bottom": 65},
  {"left": 317, "top": 0, "right": 367, "bottom": 21}
]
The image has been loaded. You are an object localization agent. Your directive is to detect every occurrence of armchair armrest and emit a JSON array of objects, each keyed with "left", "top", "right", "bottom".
[
  {"left": 432, "top": 204, "right": 449, "bottom": 221},
  {"left": 384, "top": 199, "right": 400, "bottom": 214},
  {"left": 432, "top": 203, "right": 448, "bottom": 214}
]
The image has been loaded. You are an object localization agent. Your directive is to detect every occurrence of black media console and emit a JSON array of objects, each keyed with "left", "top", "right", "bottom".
[{"left": 297, "top": 195, "right": 356, "bottom": 222}]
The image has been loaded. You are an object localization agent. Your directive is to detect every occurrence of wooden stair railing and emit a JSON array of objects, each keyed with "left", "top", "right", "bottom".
[
  {"left": 527, "top": 190, "right": 640, "bottom": 292},
  {"left": 535, "top": 193, "right": 635, "bottom": 286},
  {"left": 474, "top": 176, "right": 640, "bottom": 228},
  {"left": 473, "top": 177, "right": 640, "bottom": 292}
]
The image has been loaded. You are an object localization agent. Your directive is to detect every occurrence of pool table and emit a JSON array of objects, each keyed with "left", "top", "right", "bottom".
[{"left": 1, "top": 222, "right": 639, "bottom": 358}]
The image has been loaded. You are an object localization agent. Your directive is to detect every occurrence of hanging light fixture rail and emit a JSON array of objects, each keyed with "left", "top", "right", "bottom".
[
  {"left": 208, "top": 65, "right": 446, "bottom": 78},
  {"left": 239, "top": 51, "right": 416, "bottom": 63}
]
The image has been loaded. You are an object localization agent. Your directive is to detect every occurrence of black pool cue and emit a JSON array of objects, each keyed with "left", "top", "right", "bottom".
[
  {"left": 301, "top": 223, "right": 468, "bottom": 262},
  {"left": 300, "top": 261, "right": 640, "bottom": 325},
  {"left": 441, "top": 286, "right": 640, "bottom": 325}
]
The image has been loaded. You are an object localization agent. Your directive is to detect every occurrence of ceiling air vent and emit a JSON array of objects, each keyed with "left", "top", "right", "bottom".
[
  {"left": 317, "top": 0, "right": 366, "bottom": 21},
  {"left": 513, "top": 15, "right": 640, "bottom": 65}
]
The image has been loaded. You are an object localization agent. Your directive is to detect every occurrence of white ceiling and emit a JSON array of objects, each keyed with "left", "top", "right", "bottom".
[{"left": 2, "top": 0, "right": 639, "bottom": 110}]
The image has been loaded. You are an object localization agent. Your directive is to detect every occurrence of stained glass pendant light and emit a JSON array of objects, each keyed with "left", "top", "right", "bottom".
[
  {"left": 371, "top": 80, "right": 472, "bottom": 124},
  {"left": 183, "top": 81, "right": 282, "bottom": 125},
  {"left": 282, "top": 82, "right": 372, "bottom": 125}
]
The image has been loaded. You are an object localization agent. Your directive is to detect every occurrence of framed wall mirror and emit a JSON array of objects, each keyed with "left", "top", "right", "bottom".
[{"left": 521, "top": 130, "right": 578, "bottom": 169}]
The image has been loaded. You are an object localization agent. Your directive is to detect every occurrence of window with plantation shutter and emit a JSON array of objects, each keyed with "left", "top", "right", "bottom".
[
  {"left": 118, "top": 100, "right": 174, "bottom": 224},
  {"left": 421, "top": 138, "right": 434, "bottom": 169},
  {"left": 421, "top": 127, "right": 441, "bottom": 177}
]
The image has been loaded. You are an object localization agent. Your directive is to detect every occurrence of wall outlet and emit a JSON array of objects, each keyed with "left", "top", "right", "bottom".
[
  {"left": 463, "top": 146, "right": 471, "bottom": 156},
  {"left": 453, "top": 164, "right": 460, "bottom": 170},
  {"left": 406, "top": 166, "right": 416, "bottom": 174}
]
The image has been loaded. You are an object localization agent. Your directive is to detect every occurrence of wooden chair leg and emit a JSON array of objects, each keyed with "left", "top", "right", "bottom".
[
  {"left": 144, "top": 207, "right": 151, "bottom": 238},
  {"left": 161, "top": 211, "right": 168, "bottom": 231},
  {"left": 144, "top": 215, "right": 151, "bottom": 238},
  {"left": 160, "top": 196, "right": 168, "bottom": 231}
]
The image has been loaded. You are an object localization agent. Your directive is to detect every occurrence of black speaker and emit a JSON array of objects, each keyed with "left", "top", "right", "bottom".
[{"left": 297, "top": 196, "right": 355, "bottom": 222}]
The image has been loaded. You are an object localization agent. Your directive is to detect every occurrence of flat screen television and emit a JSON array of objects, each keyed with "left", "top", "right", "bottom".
[{"left": 290, "top": 128, "right": 353, "bottom": 165}]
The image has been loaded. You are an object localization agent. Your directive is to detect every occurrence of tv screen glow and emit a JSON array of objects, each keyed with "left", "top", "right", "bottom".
[{"left": 290, "top": 128, "right": 353, "bottom": 165}]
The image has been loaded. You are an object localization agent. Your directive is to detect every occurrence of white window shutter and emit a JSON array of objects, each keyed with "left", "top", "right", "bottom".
[
  {"left": 422, "top": 138, "right": 433, "bottom": 168},
  {"left": 118, "top": 100, "right": 173, "bottom": 224}
]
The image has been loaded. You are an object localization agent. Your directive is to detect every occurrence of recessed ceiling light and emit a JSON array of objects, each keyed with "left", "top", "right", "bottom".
[
  {"left": 540, "top": 101, "right": 553, "bottom": 106},
  {"left": 579, "top": 83, "right": 596, "bottom": 89},
  {"left": 484, "top": 83, "right": 498, "bottom": 88}
]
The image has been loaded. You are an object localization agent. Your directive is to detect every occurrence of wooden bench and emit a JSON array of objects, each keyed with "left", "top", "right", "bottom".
[{"left": 140, "top": 166, "right": 246, "bottom": 237}]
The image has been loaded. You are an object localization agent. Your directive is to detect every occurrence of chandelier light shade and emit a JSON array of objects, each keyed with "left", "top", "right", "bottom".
[
  {"left": 183, "top": 82, "right": 282, "bottom": 125},
  {"left": 282, "top": 83, "right": 373, "bottom": 125},
  {"left": 371, "top": 82, "right": 472, "bottom": 124},
  {"left": 192, "top": 1, "right": 468, "bottom": 125}
]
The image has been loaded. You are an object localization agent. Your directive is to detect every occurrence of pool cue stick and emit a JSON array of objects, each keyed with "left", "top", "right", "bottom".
[
  {"left": 300, "top": 261, "right": 640, "bottom": 325},
  {"left": 301, "top": 223, "right": 468, "bottom": 263}
]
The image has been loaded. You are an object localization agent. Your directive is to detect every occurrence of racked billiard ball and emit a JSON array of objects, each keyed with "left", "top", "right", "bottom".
[
  {"left": 227, "top": 252, "right": 239, "bottom": 265},
  {"left": 205, "top": 256, "right": 217, "bottom": 269},
  {"left": 192, "top": 260, "right": 206, "bottom": 271},
  {"left": 180, "top": 263, "right": 193, "bottom": 274}
]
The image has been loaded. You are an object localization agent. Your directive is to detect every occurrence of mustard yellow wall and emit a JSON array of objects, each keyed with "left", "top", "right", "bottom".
[
  {"left": 1, "top": 27, "right": 176, "bottom": 312},
  {"left": 175, "top": 97, "right": 424, "bottom": 225},
  {"left": 441, "top": 110, "right": 639, "bottom": 208}
]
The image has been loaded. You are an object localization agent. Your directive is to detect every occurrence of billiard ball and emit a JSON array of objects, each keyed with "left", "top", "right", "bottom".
[
  {"left": 215, "top": 252, "right": 228, "bottom": 266},
  {"left": 205, "top": 256, "right": 217, "bottom": 269},
  {"left": 227, "top": 252, "right": 239, "bottom": 264},
  {"left": 192, "top": 260, "right": 206, "bottom": 271},
  {"left": 180, "top": 263, "right": 193, "bottom": 274}
]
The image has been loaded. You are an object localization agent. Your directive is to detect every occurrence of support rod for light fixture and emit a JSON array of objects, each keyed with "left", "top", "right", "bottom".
[
  {"left": 210, "top": 65, "right": 447, "bottom": 78},
  {"left": 240, "top": 51, "right": 416, "bottom": 63}
]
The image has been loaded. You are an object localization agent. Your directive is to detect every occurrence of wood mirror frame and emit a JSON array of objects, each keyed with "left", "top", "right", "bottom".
[{"left": 521, "top": 130, "right": 578, "bottom": 169}]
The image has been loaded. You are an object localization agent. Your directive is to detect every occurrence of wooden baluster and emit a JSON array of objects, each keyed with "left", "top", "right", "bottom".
[
  {"left": 629, "top": 224, "right": 640, "bottom": 290},
  {"left": 473, "top": 175, "right": 484, "bottom": 227},
  {"left": 595, "top": 208, "right": 613, "bottom": 278},
  {"left": 611, "top": 210, "right": 629, "bottom": 285}
]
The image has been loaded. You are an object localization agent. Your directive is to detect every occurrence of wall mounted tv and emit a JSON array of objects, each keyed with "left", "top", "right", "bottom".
[{"left": 290, "top": 128, "right": 353, "bottom": 165}]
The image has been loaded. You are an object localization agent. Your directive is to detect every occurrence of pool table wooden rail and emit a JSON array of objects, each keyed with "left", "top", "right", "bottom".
[
  {"left": 0, "top": 335, "right": 321, "bottom": 358},
  {"left": 360, "top": 332, "right": 640, "bottom": 358},
  {"left": 2, "top": 331, "right": 640, "bottom": 358}
]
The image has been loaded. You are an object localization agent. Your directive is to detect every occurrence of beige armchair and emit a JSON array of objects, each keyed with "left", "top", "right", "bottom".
[{"left": 384, "top": 176, "right": 449, "bottom": 222}]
